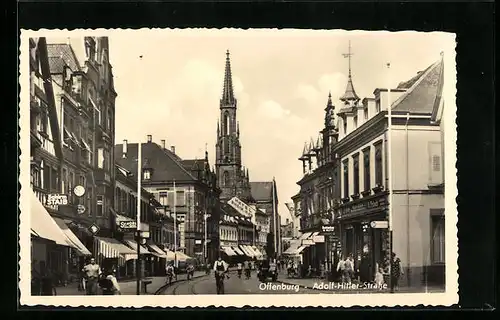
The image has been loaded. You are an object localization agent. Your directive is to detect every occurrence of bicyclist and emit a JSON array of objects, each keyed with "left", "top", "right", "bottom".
[
  {"left": 165, "top": 263, "right": 175, "bottom": 284},
  {"left": 213, "top": 256, "right": 228, "bottom": 294}
]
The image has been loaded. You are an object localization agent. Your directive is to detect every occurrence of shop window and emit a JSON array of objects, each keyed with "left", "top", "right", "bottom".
[
  {"left": 97, "top": 195, "right": 104, "bottom": 217},
  {"left": 375, "top": 143, "right": 383, "bottom": 186},
  {"left": 363, "top": 148, "right": 371, "bottom": 191},
  {"left": 431, "top": 214, "right": 445, "bottom": 264},
  {"left": 353, "top": 154, "right": 359, "bottom": 195}
]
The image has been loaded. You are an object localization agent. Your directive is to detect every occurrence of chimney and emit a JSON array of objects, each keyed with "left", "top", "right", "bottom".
[
  {"left": 122, "top": 139, "right": 128, "bottom": 158},
  {"left": 161, "top": 139, "right": 166, "bottom": 149},
  {"left": 171, "top": 146, "right": 176, "bottom": 154},
  {"left": 147, "top": 135, "right": 152, "bottom": 143}
]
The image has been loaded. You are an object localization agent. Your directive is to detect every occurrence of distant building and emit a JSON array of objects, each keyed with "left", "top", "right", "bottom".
[{"left": 115, "top": 136, "right": 221, "bottom": 263}]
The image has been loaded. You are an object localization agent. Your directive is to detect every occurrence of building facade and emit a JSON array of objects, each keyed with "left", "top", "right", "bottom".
[
  {"left": 115, "top": 136, "right": 221, "bottom": 263},
  {"left": 335, "top": 54, "right": 445, "bottom": 287}
]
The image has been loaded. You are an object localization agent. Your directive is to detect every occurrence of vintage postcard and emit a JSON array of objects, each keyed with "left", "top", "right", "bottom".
[{"left": 19, "top": 28, "right": 457, "bottom": 308}]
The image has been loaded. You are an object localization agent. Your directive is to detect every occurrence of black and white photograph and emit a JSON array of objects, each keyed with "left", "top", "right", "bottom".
[{"left": 19, "top": 29, "right": 457, "bottom": 307}]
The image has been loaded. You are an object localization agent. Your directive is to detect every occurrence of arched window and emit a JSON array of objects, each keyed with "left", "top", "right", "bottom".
[
  {"left": 223, "top": 112, "right": 229, "bottom": 136},
  {"left": 223, "top": 171, "right": 229, "bottom": 186}
]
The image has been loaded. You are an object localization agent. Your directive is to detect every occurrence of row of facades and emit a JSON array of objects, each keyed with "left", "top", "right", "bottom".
[
  {"left": 286, "top": 51, "right": 446, "bottom": 288},
  {"left": 29, "top": 37, "right": 280, "bottom": 283}
]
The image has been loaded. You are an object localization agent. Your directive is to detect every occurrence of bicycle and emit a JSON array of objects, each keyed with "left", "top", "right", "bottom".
[{"left": 215, "top": 271, "right": 229, "bottom": 294}]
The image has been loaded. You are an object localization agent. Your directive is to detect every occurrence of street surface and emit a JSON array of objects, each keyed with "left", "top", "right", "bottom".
[{"left": 160, "top": 271, "right": 319, "bottom": 295}]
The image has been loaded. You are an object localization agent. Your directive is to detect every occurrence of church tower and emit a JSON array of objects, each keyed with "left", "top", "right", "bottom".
[{"left": 215, "top": 51, "right": 251, "bottom": 202}]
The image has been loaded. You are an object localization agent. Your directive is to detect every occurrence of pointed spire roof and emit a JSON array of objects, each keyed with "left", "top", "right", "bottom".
[
  {"left": 316, "top": 134, "right": 323, "bottom": 150},
  {"left": 299, "top": 142, "right": 310, "bottom": 160},
  {"left": 340, "top": 41, "right": 360, "bottom": 102},
  {"left": 308, "top": 138, "right": 316, "bottom": 155},
  {"left": 325, "top": 91, "right": 333, "bottom": 110},
  {"left": 237, "top": 121, "right": 240, "bottom": 136},
  {"left": 217, "top": 120, "right": 220, "bottom": 136},
  {"left": 220, "top": 50, "right": 236, "bottom": 106}
]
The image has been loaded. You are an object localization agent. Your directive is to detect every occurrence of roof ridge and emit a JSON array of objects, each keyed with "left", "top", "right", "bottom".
[
  {"left": 159, "top": 145, "right": 197, "bottom": 181},
  {"left": 390, "top": 58, "right": 442, "bottom": 111}
]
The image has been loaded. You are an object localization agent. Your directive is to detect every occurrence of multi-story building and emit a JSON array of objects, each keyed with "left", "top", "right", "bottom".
[
  {"left": 334, "top": 53, "right": 445, "bottom": 287},
  {"left": 252, "top": 206, "right": 270, "bottom": 255},
  {"left": 219, "top": 207, "right": 240, "bottom": 260},
  {"left": 30, "top": 37, "right": 90, "bottom": 287},
  {"left": 115, "top": 136, "right": 221, "bottom": 263},
  {"left": 249, "top": 181, "right": 281, "bottom": 258}
]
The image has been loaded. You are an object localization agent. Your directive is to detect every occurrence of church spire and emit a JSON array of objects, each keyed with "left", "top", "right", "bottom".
[
  {"left": 221, "top": 50, "right": 236, "bottom": 106},
  {"left": 340, "top": 41, "right": 360, "bottom": 102}
]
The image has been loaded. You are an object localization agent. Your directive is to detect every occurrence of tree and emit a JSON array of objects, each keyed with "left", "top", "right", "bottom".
[{"left": 265, "top": 232, "right": 275, "bottom": 259}]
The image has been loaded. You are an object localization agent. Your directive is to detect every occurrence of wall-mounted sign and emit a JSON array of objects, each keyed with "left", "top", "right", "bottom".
[
  {"left": 119, "top": 221, "right": 137, "bottom": 230},
  {"left": 339, "top": 195, "right": 387, "bottom": 219},
  {"left": 77, "top": 204, "right": 86, "bottom": 215},
  {"left": 195, "top": 239, "right": 202, "bottom": 245},
  {"left": 46, "top": 194, "right": 68, "bottom": 206},
  {"left": 73, "top": 185, "right": 85, "bottom": 197},
  {"left": 370, "top": 220, "right": 389, "bottom": 229},
  {"left": 227, "top": 197, "right": 255, "bottom": 219},
  {"left": 313, "top": 235, "right": 325, "bottom": 243}
]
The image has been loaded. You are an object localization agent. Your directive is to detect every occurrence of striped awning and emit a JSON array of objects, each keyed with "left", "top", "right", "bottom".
[
  {"left": 94, "top": 237, "right": 138, "bottom": 265},
  {"left": 221, "top": 246, "right": 237, "bottom": 256},
  {"left": 239, "top": 245, "right": 254, "bottom": 258},
  {"left": 232, "top": 246, "right": 245, "bottom": 255},
  {"left": 124, "top": 240, "right": 151, "bottom": 255},
  {"left": 245, "top": 246, "right": 258, "bottom": 257},
  {"left": 251, "top": 246, "right": 264, "bottom": 257},
  {"left": 148, "top": 243, "right": 167, "bottom": 258}
]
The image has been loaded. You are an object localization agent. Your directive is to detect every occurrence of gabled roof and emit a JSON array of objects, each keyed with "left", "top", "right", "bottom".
[
  {"left": 46, "top": 43, "right": 81, "bottom": 74},
  {"left": 114, "top": 142, "right": 197, "bottom": 183},
  {"left": 391, "top": 55, "right": 444, "bottom": 114},
  {"left": 250, "top": 181, "right": 273, "bottom": 202}
]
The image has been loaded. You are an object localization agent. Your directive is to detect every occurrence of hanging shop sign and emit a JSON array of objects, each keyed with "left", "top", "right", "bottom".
[
  {"left": 88, "top": 223, "right": 100, "bottom": 235},
  {"left": 119, "top": 221, "right": 137, "bottom": 230},
  {"left": 339, "top": 194, "right": 387, "bottom": 219},
  {"left": 77, "top": 204, "right": 86, "bottom": 215},
  {"left": 321, "top": 225, "right": 336, "bottom": 234},
  {"left": 370, "top": 220, "right": 389, "bottom": 229},
  {"left": 73, "top": 185, "right": 86, "bottom": 197}
]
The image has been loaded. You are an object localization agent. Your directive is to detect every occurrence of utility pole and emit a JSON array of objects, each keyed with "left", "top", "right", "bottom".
[
  {"left": 386, "top": 62, "right": 394, "bottom": 293},
  {"left": 136, "top": 142, "right": 142, "bottom": 295}
]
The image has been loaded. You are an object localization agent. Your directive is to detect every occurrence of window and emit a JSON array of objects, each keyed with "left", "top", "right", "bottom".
[
  {"left": 375, "top": 143, "right": 383, "bottom": 186},
  {"left": 223, "top": 112, "right": 229, "bottom": 136},
  {"left": 143, "top": 169, "right": 151, "bottom": 180},
  {"left": 51, "top": 167, "right": 58, "bottom": 192},
  {"left": 40, "top": 102, "right": 48, "bottom": 134},
  {"left": 353, "top": 115, "right": 358, "bottom": 129},
  {"left": 364, "top": 108, "right": 368, "bottom": 120},
  {"left": 159, "top": 191, "right": 168, "bottom": 207},
  {"left": 97, "top": 195, "right": 104, "bottom": 217},
  {"left": 363, "top": 148, "right": 371, "bottom": 192},
  {"left": 343, "top": 160, "right": 349, "bottom": 199},
  {"left": 223, "top": 171, "right": 229, "bottom": 186},
  {"left": 87, "top": 187, "right": 93, "bottom": 216},
  {"left": 343, "top": 119, "right": 347, "bottom": 134},
  {"left": 176, "top": 191, "right": 185, "bottom": 206},
  {"left": 431, "top": 214, "right": 445, "bottom": 263},
  {"left": 31, "top": 166, "right": 41, "bottom": 188},
  {"left": 353, "top": 154, "right": 359, "bottom": 195},
  {"left": 107, "top": 109, "right": 113, "bottom": 132},
  {"left": 376, "top": 99, "right": 381, "bottom": 113},
  {"left": 62, "top": 168, "right": 68, "bottom": 193},
  {"left": 97, "top": 148, "right": 104, "bottom": 169},
  {"left": 432, "top": 155, "right": 441, "bottom": 171}
]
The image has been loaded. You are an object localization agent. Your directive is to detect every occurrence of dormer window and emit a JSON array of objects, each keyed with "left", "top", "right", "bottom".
[
  {"left": 364, "top": 107, "right": 368, "bottom": 120},
  {"left": 353, "top": 115, "right": 358, "bottom": 129},
  {"left": 376, "top": 99, "right": 381, "bottom": 113},
  {"left": 143, "top": 169, "right": 151, "bottom": 180},
  {"left": 343, "top": 119, "right": 347, "bottom": 134}
]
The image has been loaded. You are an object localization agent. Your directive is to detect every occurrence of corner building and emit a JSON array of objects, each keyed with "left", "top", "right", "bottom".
[{"left": 335, "top": 54, "right": 446, "bottom": 288}]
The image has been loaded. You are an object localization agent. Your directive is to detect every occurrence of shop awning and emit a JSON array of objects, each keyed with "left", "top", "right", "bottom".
[
  {"left": 283, "top": 241, "right": 302, "bottom": 255},
  {"left": 53, "top": 217, "right": 92, "bottom": 256},
  {"left": 297, "top": 246, "right": 309, "bottom": 254},
  {"left": 309, "top": 232, "right": 320, "bottom": 238},
  {"left": 148, "top": 243, "right": 167, "bottom": 258},
  {"left": 232, "top": 246, "right": 245, "bottom": 255},
  {"left": 176, "top": 251, "right": 192, "bottom": 261},
  {"left": 221, "top": 246, "right": 237, "bottom": 256},
  {"left": 94, "top": 237, "right": 138, "bottom": 262},
  {"left": 298, "top": 232, "right": 313, "bottom": 240},
  {"left": 30, "top": 191, "right": 76, "bottom": 248},
  {"left": 163, "top": 249, "right": 177, "bottom": 261},
  {"left": 251, "top": 246, "right": 264, "bottom": 257},
  {"left": 245, "top": 246, "right": 258, "bottom": 257},
  {"left": 240, "top": 245, "right": 255, "bottom": 258},
  {"left": 124, "top": 240, "right": 151, "bottom": 255}
]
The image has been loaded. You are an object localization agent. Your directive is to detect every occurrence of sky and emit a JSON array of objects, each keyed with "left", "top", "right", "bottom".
[{"left": 46, "top": 29, "right": 455, "bottom": 224}]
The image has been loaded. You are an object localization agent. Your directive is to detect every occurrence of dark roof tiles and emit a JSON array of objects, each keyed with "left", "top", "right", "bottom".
[
  {"left": 250, "top": 181, "right": 274, "bottom": 202},
  {"left": 46, "top": 44, "right": 81, "bottom": 74}
]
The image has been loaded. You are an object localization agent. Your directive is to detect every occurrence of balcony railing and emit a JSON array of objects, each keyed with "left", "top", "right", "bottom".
[{"left": 36, "top": 132, "right": 56, "bottom": 157}]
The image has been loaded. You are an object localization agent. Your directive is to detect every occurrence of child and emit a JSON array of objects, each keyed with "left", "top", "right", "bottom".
[{"left": 374, "top": 267, "right": 385, "bottom": 286}]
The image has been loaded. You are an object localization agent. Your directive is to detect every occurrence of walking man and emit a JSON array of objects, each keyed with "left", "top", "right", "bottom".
[{"left": 82, "top": 257, "right": 101, "bottom": 295}]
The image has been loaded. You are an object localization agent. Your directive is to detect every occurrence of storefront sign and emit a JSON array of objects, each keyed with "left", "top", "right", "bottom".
[
  {"left": 313, "top": 235, "right": 325, "bottom": 243},
  {"left": 88, "top": 223, "right": 100, "bottom": 235},
  {"left": 73, "top": 185, "right": 85, "bottom": 197},
  {"left": 339, "top": 195, "right": 387, "bottom": 218},
  {"left": 45, "top": 194, "right": 68, "bottom": 206},
  {"left": 227, "top": 197, "right": 255, "bottom": 218},
  {"left": 119, "top": 221, "right": 137, "bottom": 230},
  {"left": 195, "top": 239, "right": 202, "bottom": 245}
]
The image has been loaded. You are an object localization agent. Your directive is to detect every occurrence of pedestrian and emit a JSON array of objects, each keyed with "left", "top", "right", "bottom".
[
  {"left": 390, "top": 252, "right": 404, "bottom": 292},
  {"left": 359, "top": 252, "right": 371, "bottom": 283},
  {"left": 99, "top": 267, "right": 121, "bottom": 295},
  {"left": 336, "top": 256, "right": 346, "bottom": 283},
  {"left": 40, "top": 268, "right": 57, "bottom": 296},
  {"left": 319, "top": 261, "right": 325, "bottom": 279},
  {"left": 343, "top": 255, "right": 354, "bottom": 284},
  {"left": 82, "top": 257, "right": 101, "bottom": 295},
  {"left": 374, "top": 267, "right": 385, "bottom": 287}
]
